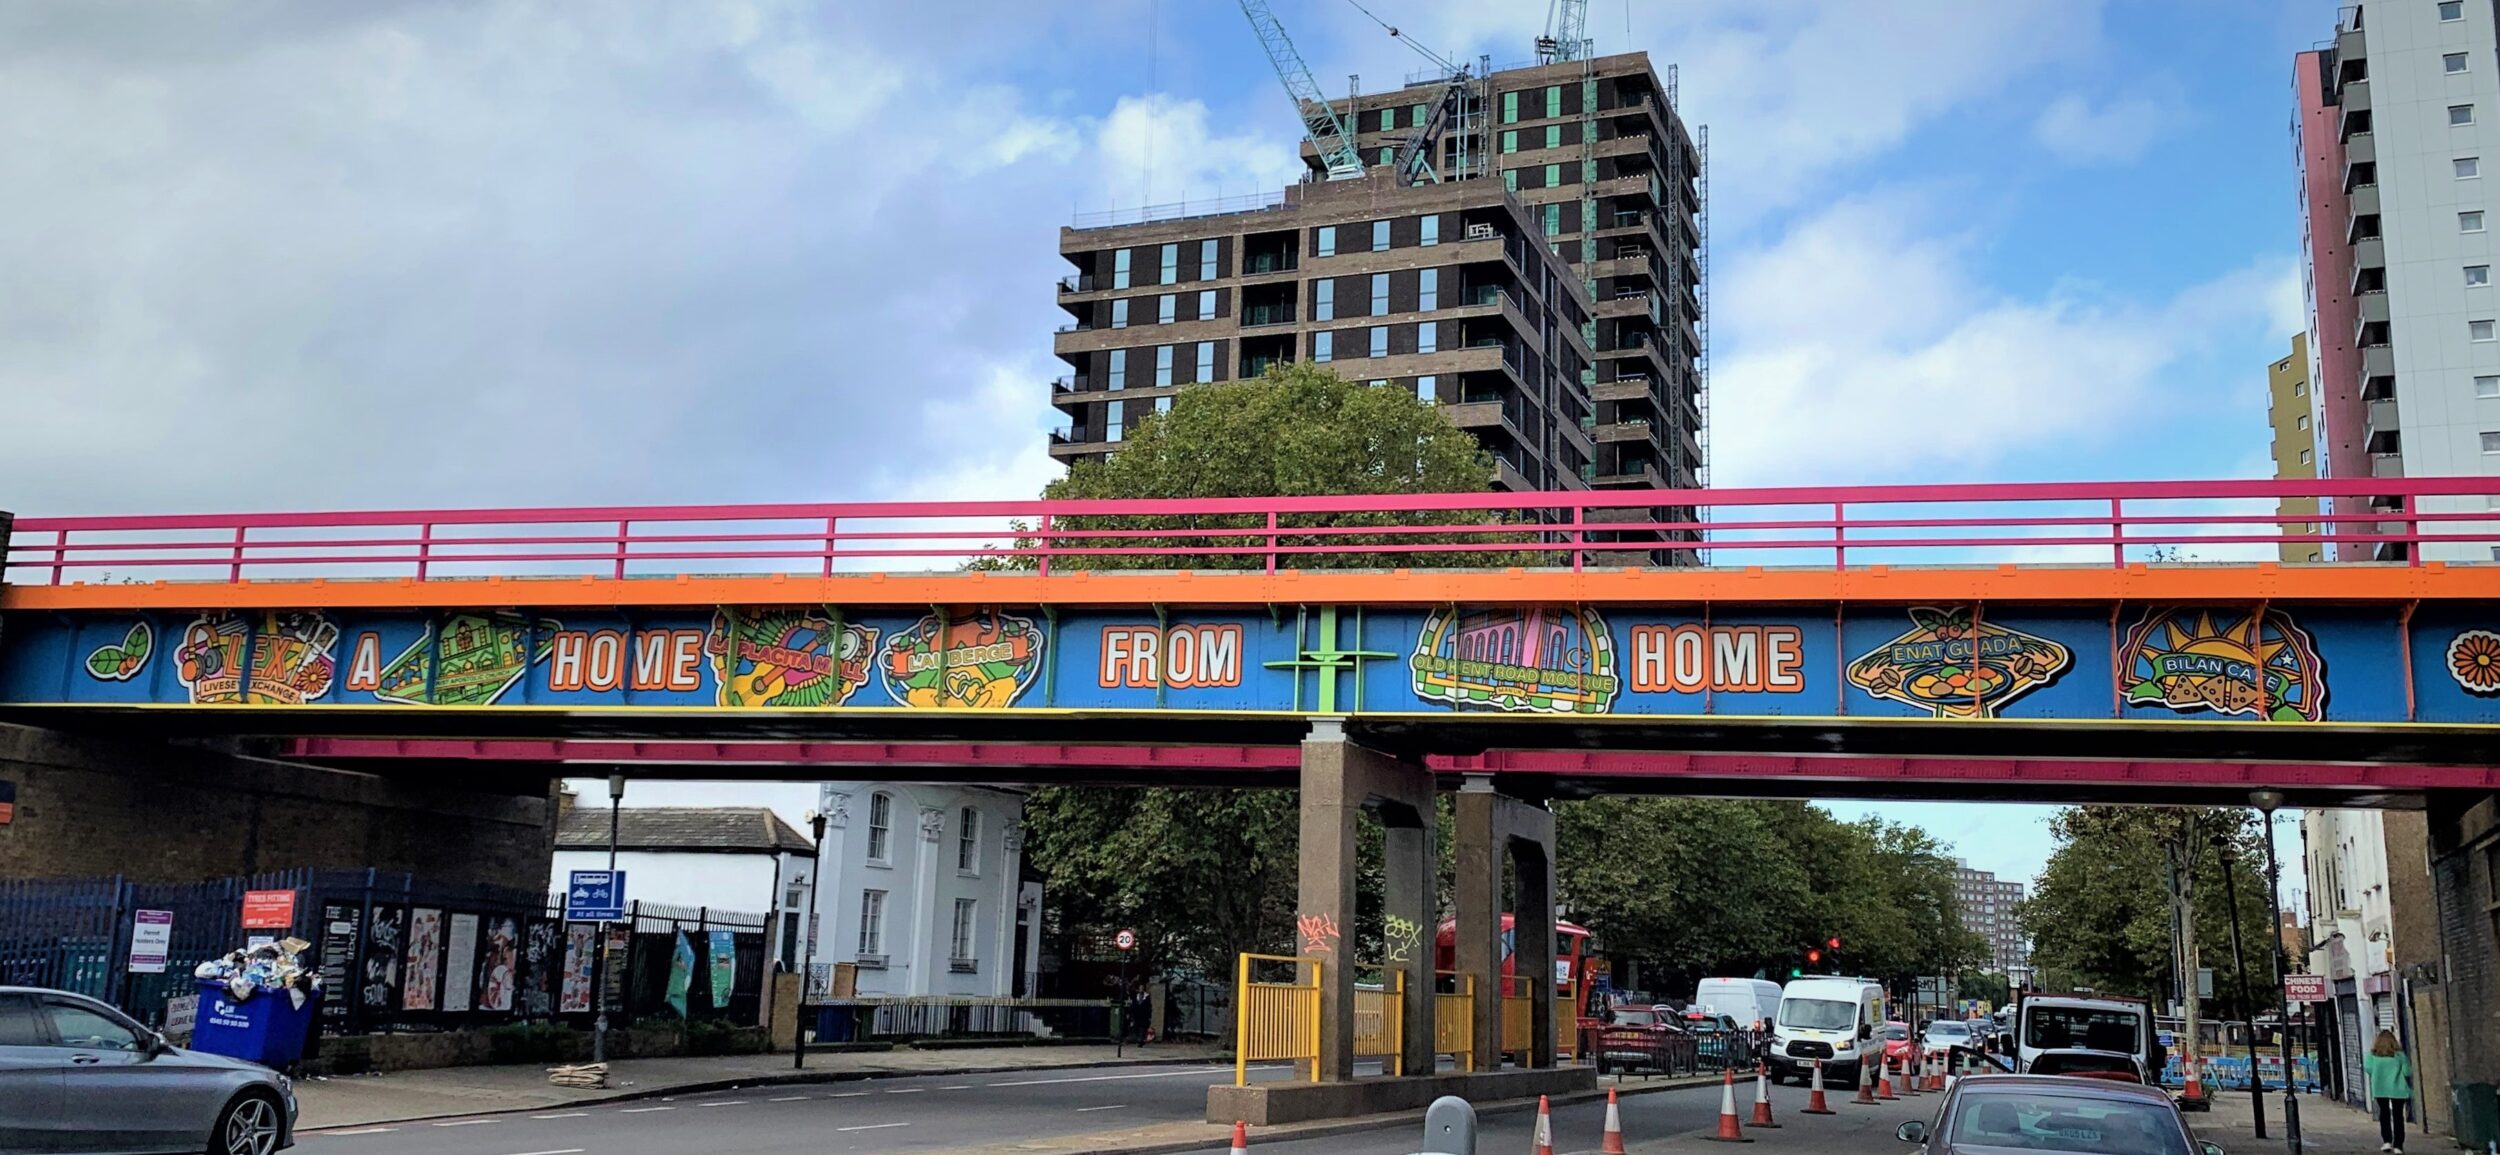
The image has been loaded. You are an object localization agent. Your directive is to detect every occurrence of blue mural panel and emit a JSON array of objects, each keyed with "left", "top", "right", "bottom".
[{"left": 2408, "top": 605, "right": 2500, "bottom": 724}]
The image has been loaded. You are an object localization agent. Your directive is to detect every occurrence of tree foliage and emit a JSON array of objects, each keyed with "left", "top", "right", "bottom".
[{"left": 2019, "top": 806, "right": 2282, "bottom": 1017}]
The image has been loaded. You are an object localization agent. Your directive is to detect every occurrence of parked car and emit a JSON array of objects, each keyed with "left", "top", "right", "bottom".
[
  {"left": 0, "top": 986, "right": 297, "bottom": 1155},
  {"left": 1882, "top": 1021, "right": 1916, "bottom": 1065},
  {"left": 1591, "top": 1005, "right": 1686, "bottom": 1075},
  {"left": 1895, "top": 1073, "right": 2222, "bottom": 1155}
]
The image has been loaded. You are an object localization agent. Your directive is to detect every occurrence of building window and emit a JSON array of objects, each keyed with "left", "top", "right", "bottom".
[
  {"left": 866, "top": 792, "right": 893, "bottom": 862},
  {"left": 1544, "top": 125, "right": 1561, "bottom": 151},
  {"left": 1159, "top": 243, "right": 1178, "bottom": 284},
  {"left": 2465, "top": 211, "right": 2487, "bottom": 232},
  {"left": 957, "top": 807, "right": 980, "bottom": 873},
  {"left": 1314, "top": 279, "right": 1334, "bottom": 322},
  {"left": 1200, "top": 239, "right": 1218, "bottom": 279},
  {"left": 2474, "top": 320, "right": 2496, "bottom": 342},
  {"left": 1158, "top": 294, "right": 1176, "bottom": 324},
  {"left": 1371, "top": 272, "right": 1389, "bottom": 316},
  {"left": 1316, "top": 226, "right": 1336, "bottom": 257},
  {"left": 1545, "top": 85, "right": 1561, "bottom": 118},
  {"left": 1378, "top": 107, "right": 1395, "bottom": 132},
  {"left": 1110, "top": 299, "right": 1129, "bottom": 329},
  {"left": 2453, "top": 104, "right": 2477, "bottom": 126},
  {"left": 1544, "top": 163, "right": 1562, "bottom": 188},
  {"left": 1410, "top": 103, "right": 1427, "bottom": 128},
  {"left": 1155, "top": 345, "right": 1174, "bottom": 386},
  {"left": 1503, "top": 168, "right": 1519, "bottom": 191},
  {"left": 1198, "top": 289, "right": 1217, "bottom": 318},
  {"left": 950, "top": 898, "right": 978, "bottom": 963},
  {"left": 1379, "top": 147, "right": 1393, "bottom": 166},
  {"left": 1372, "top": 220, "right": 1390, "bottom": 252},
  {"left": 1370, "top": 326, "right": 1388, "bottom": 358},
  {"left": 1154, "top": 394, "right": 1172, "bottom": 414},
  {"left": 1197, "top": 341, "right": 1216, "bottom": 381},
  {"left": 2478, "top": 375, "right": 2500, "bottom": 397},
  {"left": 2450, "top": 52, "right": 2472, "bottom": 74},
  {"left": 858, "top": 890, "right": 887, "bottom": 956},
  {"left": 1108, "top": 349, "right": 1127, "bottom": 390},
  {"left": 1419, "top": 268, "right": 1438, "bottom": 311},
  {"left": 2297, "top": 414, "right": 2310, "bottom": 430},
  {"left": 1313, "top": 331, "right": 1333, "bottom": 362},
  {"left": 2441, "top": 0, "right": 2464, "bottom": 20},
  {"left": 2473, "top": 265, "right": 2492, "bottom": 286},
  {"left": 1500, "top": 130, "right": 1518, "bottom": 154},
  {"left": 1418, "top": 320, "right": 1438, "bottom": 354},
  {"left": 1541, "top": 203, "right": 1561, "bottom": 235},
  {"left": 1416, "top": 374, "right": 1437, "bottom": 403},
  {"left": 2462, "top": 157, "right": 2483, "bottom": 178},
  {"left": 1502, "top": 91, "right": 1518, "bottom": 123},
  {"left": 1421, "top": 215, "right": 1439, "bottom": 246},
  {"left": 1106, "top": 410, "right": 1123, "bottom": 442},
  {"left": 2484, "top": 431, "right": 2500, "bottom": 453},
  {"left": 2294, "top": 381, "right": 2306, "bottom": 396}
]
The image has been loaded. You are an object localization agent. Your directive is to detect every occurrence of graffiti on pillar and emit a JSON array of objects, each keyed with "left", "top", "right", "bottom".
[
  {"left": 1382, "top": 914, "right": 1420, "bottom": 965},
  {"left": 1297, "top": 913, "right": 1339, "bottom": 956}
]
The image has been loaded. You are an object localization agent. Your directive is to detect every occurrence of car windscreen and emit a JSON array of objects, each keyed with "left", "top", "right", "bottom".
[
  {"left": 2026, "top": 1006, "right": 2143, "bottom": 1054},
  {"left": 1947, "top": 1091, "right": 2189, "bottom": 1155},
  {"left": 1927, "top": 1021, "right": 1971, "bottom": 1039},
  {"left": 1613, "top": 1008, "right": 1657, "bottom": 1027},
  {"left": 1778, "top": 998, "right": 1855, "bottom": 1031},
  {"left": 1884, "top": 1025, "right": 1910, "bottom": 1040}
]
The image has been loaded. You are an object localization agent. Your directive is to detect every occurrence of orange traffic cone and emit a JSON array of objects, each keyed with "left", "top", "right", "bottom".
[
  {"left": 1801, "top": 1059, "right": 1836, "bottom": 1115},
  {"left": 2181, "top": 1058, "right": 2206, "bottom": 1107},
  {"left": 1707, "top": 1067, "right": 1753, "bottom": 1142},
  {"left": 1853, "top": 1061, "right": 1879, "bottom": 1105},
  {"left": 1927, "top": 1053, "right": 1946, "bottom": 1092},
  {"left": 1750, "top": 1062, "right": 1781, "bottom": 1128},
  {"left": 1877, "top": 1059, "right": 1897, "bottom": 1101},
  {"left": 1533, "top": 1095, "right": 1556, "bottom": 1155},
  {"left": 1601, "top": 1087, "right": 1628, "bottom": 1155},
  {"left": 1228, "top": 1120, "right": 1248, "bottom": 1155},
  {"left": 1899, "top": 1056, "right": 1921, "bottom": 1097}
]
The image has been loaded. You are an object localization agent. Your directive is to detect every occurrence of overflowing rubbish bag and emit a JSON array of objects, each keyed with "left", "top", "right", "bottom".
[{"left": 194, "top": 937, "right": 322, "bottom": 1009}]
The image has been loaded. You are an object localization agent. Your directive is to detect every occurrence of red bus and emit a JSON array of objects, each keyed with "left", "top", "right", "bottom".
[{"left": 1431, "top": 915, "right": 1592, "bottom": 994}]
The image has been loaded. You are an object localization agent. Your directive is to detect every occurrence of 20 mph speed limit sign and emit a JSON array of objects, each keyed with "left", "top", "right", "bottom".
[{"left": 1114, "top": 928, "right": 1138, "bottom": 952}]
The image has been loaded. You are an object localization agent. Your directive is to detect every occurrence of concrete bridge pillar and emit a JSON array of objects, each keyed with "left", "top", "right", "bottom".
[
  {"left": 1296, "top": 720, "right": 1435, "bottom": 1081},
  {"left": 1454, "top": 773, "right": 1556, "bottom": 1071}
]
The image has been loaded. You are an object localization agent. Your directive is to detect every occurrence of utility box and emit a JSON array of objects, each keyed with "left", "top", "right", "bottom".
[{"left": 2450, "top": 1082, "right": 2497, "bottom": 1152}]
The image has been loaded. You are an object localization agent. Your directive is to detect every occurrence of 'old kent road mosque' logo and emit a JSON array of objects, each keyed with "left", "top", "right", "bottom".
[{"left": 1847, "top": 606, "right": 2071, "bottom": 719}]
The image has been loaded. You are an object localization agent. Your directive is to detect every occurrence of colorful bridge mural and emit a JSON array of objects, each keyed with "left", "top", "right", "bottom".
[{"left": 4, "top": 478, "right": 2498, "bottom": 794}]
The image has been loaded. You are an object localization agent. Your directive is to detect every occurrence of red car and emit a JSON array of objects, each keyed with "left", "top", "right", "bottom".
[{"left": 1881, "top": 1021, "right": 1915, "bottom": 1065}]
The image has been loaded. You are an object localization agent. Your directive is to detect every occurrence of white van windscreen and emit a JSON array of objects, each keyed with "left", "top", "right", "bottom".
[
  {"left": 1778, "top": 999, "right": 1855, "bottom": 1030},
  {"left": 2025, "top": 1006, "right": 2141, "bottom": 1053}
]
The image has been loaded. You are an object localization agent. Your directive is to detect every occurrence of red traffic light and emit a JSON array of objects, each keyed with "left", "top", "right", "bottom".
[
  {"left": 1828, "top": 937, "right": 1842, "bottom": 950},
  {"left": 1807, "top": 949, "right": 1822, "bottom": 963}
]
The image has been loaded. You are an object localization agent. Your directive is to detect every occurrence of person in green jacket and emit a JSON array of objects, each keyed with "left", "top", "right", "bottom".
[{"left": 2365, "top": 1028, "right": 2413, "bottom": 1153}]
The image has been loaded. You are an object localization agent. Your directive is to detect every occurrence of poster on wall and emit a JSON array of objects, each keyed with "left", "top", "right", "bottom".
[
  {"left": 478, "top": 916, "right": 519, "bottom": 1012},
  {"left": 522, "top": 921, "right": 559, "bottom": 1018},
  {"left": 442, "top": 914, "right": 479, "bottom": 1013},
  {"left": 361, "top": 905, "right": 406, "bottom": 1015},
  {"left": 402, "top": 909, "right": 442, "bottom": 1011},
  {"left": 708, "top": 929, "right": 736, "bottom": 1009},
  {"left": 317, "top": 903, "right": 360, "bottom": 1030},
  {"left": 666, "top": 932, "right": 694, "bottom": 1018},
  {"left": 560, "top": 923, "right": 596, "bottom": 1013},
  {"left": 602, "top": 924, "right": 630, "bottom": 1010}
]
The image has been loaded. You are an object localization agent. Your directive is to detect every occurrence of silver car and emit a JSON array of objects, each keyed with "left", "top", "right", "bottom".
[{"left": 0, "top": 987, "right": 296, "bottom": 1155}]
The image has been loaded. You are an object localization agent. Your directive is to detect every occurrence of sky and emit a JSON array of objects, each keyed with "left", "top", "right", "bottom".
[{"left": 0, "top": 0, "right": 2344, "bottom": 893}]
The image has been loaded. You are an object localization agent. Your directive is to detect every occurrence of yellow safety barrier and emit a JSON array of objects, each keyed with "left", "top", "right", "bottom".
[
  {"left": 1557, "top": 977, "right": 1581, "bottom": 1060},
  {"left": 1351, "top": 971, "right": 1405, "bottom": 1076},
  {"left": 1235, "top": 953, "right": 1322, "bottom": 1086},
  {"left": 1502, "top": 992, "right": 1533, "bottom": 1058},
  {"left": 1434, "top": 973, "right": 1475, "bottom": 1070}
]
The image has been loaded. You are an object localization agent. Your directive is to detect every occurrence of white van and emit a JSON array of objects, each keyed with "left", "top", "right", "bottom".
[
  {"left": 1768, "top": 976, "right": 1886, "bottom": 1088},
  {"left": 1691, "top": 977, "right": 1784, "bottom": 1033}
]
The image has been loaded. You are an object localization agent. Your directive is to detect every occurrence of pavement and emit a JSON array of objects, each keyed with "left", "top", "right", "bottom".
[{"left": 2190, "top": 1088, "right": 2398, "bottom": 1155}]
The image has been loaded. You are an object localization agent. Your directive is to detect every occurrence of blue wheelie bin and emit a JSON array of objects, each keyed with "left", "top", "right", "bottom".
[{"left": 187, "top": 979, "right": 321, "bottom": 1069}]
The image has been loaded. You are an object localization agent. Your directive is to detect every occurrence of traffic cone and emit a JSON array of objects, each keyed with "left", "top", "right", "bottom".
[
  {"left": 2181, "top": 1058, "right": 2206, "bottom": 1107},
  {"left": 1750, "top": 1062, "right": 1781, "bottom": 1128},
  {"left": 1533, "top": 1095, "right": 1556, "bottom": 1155},
  {"left": 1877, "top": 1059, "right": 1897, "bottom": 1101},
  {"left": 1601, "top": 1087, "right": 1628, "bottom": 1155},
  {"left": 1853, "top": 1061, "right": 1879, "bottom": 1105},
  {"left": 1801, "top": 1059, "right": 1836, "bottom": 1115},
  {"left": 1228, "top": 1121, "right": 1248, "bottom": 1155},
  {"left": 1707, "top": 1067, "right": 1754, "bottom": 1141},
  {"left": 1928, "top": 1053, "right": 1946, "bottom": 1092},
  {"left": 1899, "top": 1056, "right": 1921, "bottom": 1097}
]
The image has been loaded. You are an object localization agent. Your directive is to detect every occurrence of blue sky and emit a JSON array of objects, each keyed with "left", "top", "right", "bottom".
[{"left": 0, "top": 0, "right": 2346, "bottom": 894}]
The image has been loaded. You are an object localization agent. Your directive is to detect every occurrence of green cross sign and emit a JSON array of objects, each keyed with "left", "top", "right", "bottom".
[{"left": 1264, "top": 606, "right": 1396, "bottom": 714}]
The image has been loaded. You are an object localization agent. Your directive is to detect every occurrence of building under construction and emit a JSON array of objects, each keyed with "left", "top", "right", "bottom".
[{"left": 1049, "top": 11, "right": 1707, "bottom": 549}]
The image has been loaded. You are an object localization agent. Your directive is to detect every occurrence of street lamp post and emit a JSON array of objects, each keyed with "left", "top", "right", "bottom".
[
  {"left": 596, "top": 774, "right": 624, "bottom": 1066},
  {"left": 795, "top": 810, "right": 827, "bottom": 1070},
  {"left": 2251, "top": 789, "right": 2300, "bottom": 1155},
  {"left": 2214, "top": 826, "right": 2264, "bottom": 1139}
]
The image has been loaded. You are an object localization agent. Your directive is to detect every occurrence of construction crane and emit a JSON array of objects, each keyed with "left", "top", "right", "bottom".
[
  {"left": 1537, "top": 0, "right": 1588, "bottom": 65},
  {"left": 1239, "top": 1, "right": 1366, "bottom": 181}
]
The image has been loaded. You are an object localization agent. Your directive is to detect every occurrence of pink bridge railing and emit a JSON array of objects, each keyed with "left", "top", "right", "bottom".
[{"left": 3, "top": 477, "right": 2497, "bottom": 585}]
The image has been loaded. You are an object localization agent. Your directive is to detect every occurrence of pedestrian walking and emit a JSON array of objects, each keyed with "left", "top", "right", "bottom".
[{"left": 2363, "top": 1029, "right": 2412, "bottom": 1153}]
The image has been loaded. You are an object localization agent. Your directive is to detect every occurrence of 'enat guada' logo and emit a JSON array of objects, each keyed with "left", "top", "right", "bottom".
[{"left": 1847, "top": 606, "right": 2070, "bottom": 719}]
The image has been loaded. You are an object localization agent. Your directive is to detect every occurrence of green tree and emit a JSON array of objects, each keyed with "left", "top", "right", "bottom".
[
  {"left": 1555, "top": 798, "right": 1808, "bottom": 979},
  {"left": 2019, "top": 806, "right": 2279, "bottom": 1020}
]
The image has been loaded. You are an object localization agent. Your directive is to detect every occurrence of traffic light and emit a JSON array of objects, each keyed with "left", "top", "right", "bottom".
[
  {"left": 1790, "top": 966, "right": 1804, "bottom": 977},
  {"left": 1807, "top": 948, "right": 1822, "bottom": 964},
  {"left": 1828, "top": 936, "right": 1842, "bottom": 951}
]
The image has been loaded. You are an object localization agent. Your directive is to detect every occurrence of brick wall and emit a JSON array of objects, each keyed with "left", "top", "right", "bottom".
[
  {"left": 0, "top": 723, "right": 555, "bottom": 890},
  {"left": 2427, "top": 791, "right": 2500, "bottom": 1094}
]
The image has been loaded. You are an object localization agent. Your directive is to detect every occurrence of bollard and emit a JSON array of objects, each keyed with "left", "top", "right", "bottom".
[{"left": 1421, "top": 1095, "right": 1476, "bottom": 1155}]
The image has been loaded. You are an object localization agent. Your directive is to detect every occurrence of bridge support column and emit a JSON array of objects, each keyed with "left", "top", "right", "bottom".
[
  {"left": 1454, "top": 773, "right": 1556, "bottom": 1072},
  {"left": 1297, "top": 720, "right": 1434, "bottom": 1082}
]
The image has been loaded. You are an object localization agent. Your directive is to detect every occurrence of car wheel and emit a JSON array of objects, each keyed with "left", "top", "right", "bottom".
[{"left": 214, "top": 1092, "right": 283, "bottom": 1155}]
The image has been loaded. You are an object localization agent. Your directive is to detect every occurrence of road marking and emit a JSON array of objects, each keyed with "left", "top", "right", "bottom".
[
  {"left": 699, "top": 1100, "right": 750, "bottom": 1107},
  {"left": 619, "top": 1106, "right": 674, "bottom": 1113},
  {"left": 503, "top": 1149, "right": 585, "bottom": 1155},
  {"left": 825, "top": 1091, "right": 870, "bottom": 1098},
  {"left": 768, "top": 1096, "right": 808, "bottom": 1102},
  {"left": 836, "top": 1122, "right": 910, "bottom": 1133},
  {"left": 883, "top": 1087, "right": 926, "bottom": 1094},
  {"left": 432, "top": 1120, "right": 497, "bottom": 1128},
  {"left": 323, "top": 1127, "right": 398, "bottom": 1135},
  {"left": 1075, "top": 1104, "right": 1127, "bottom": 1112},
  {"left": 988, "top": 1068, "right": 1253, "bottom": 1089},
  {"left": 529, "top": 1114, "right": 589, "bottom": 1120},
  {"left": 939, "top": 1084, "right": 974, "bottom": 1090}
]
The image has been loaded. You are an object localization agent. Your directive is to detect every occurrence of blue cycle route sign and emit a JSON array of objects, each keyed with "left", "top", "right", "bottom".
[{"left": 565, "top": 870, "right": 627, "bottom": 921}]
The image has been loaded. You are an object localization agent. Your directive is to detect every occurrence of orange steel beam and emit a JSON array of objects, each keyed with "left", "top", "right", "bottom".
[{"left": 4, "top": 561, "right": 2497, "bottom": 612}]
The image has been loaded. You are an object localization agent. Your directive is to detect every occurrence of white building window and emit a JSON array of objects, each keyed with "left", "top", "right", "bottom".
[
  {"left": 2473, "top": 319, "right": 2496, "bottom": 342},
  {"left": 957, "top": 807, "right": 981, "bottom": 873},
  {"left": 2477, "top": 375, "right": 2500, "bottom": 397},
  {"left": 2467, "top": 211, "right": 2488, "bottom": 233},
  {"left": 2297, "top": 414, "right": 2310, "bottom": 430},
  {"left": 2472, "top": 265, "right": 2492, "bottom": 286},
  {"left": 2441, "top": 1, "right": 2464, "bottom": 21},
  {"left": 2461, "top": 157, "right": 2483, "bottom": 179},
  {"left": 2483, "top": 431, "right": 2500, "bottom": 453},
  {"left": 1416, "top": 374, "right": 1437, "bottom": 404},
  {"left": 858, "top": 889, "right": 887, "bottom": 957},
  {"left": 950, "top": 898, "right": 978, "bottom": 965},
  {"left": 1158, "top": 294, "right": 1175, "bottom": 325},
  {"left": 2449, "top": 52, "right": 2472, "bottom": 74},
  {"left": 2452, "top": 104, "right": 2477, "bottom": 127},
  {"left": 866, "top": 792, "right": 893, "bottom": 862}
]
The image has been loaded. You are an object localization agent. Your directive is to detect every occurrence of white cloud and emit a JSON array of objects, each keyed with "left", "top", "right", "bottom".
[
  {"left": 2032, "top": 93, "right": 2171, "bottom": 165},
  {"left": 1090, "top": 93, "right": 1308, "bottom": 211}
]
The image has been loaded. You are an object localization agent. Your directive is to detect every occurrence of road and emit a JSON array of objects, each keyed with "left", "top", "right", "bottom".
[{"left": 298, "top": 1060, "right": 1300, "bottom": 1155}]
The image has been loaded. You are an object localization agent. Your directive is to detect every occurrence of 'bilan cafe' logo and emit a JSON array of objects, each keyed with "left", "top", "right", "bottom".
[
  {"left": 2117, "top": 607, "right": 2326, "bottom": 722},
  {"left": 1847, "top": 606, "right": 2071, "bottom": 719}
]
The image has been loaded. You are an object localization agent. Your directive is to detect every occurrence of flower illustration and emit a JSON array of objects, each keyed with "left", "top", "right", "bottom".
[{"left": 2448, "top": 630, "right": 2500, "bottom": 696}]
